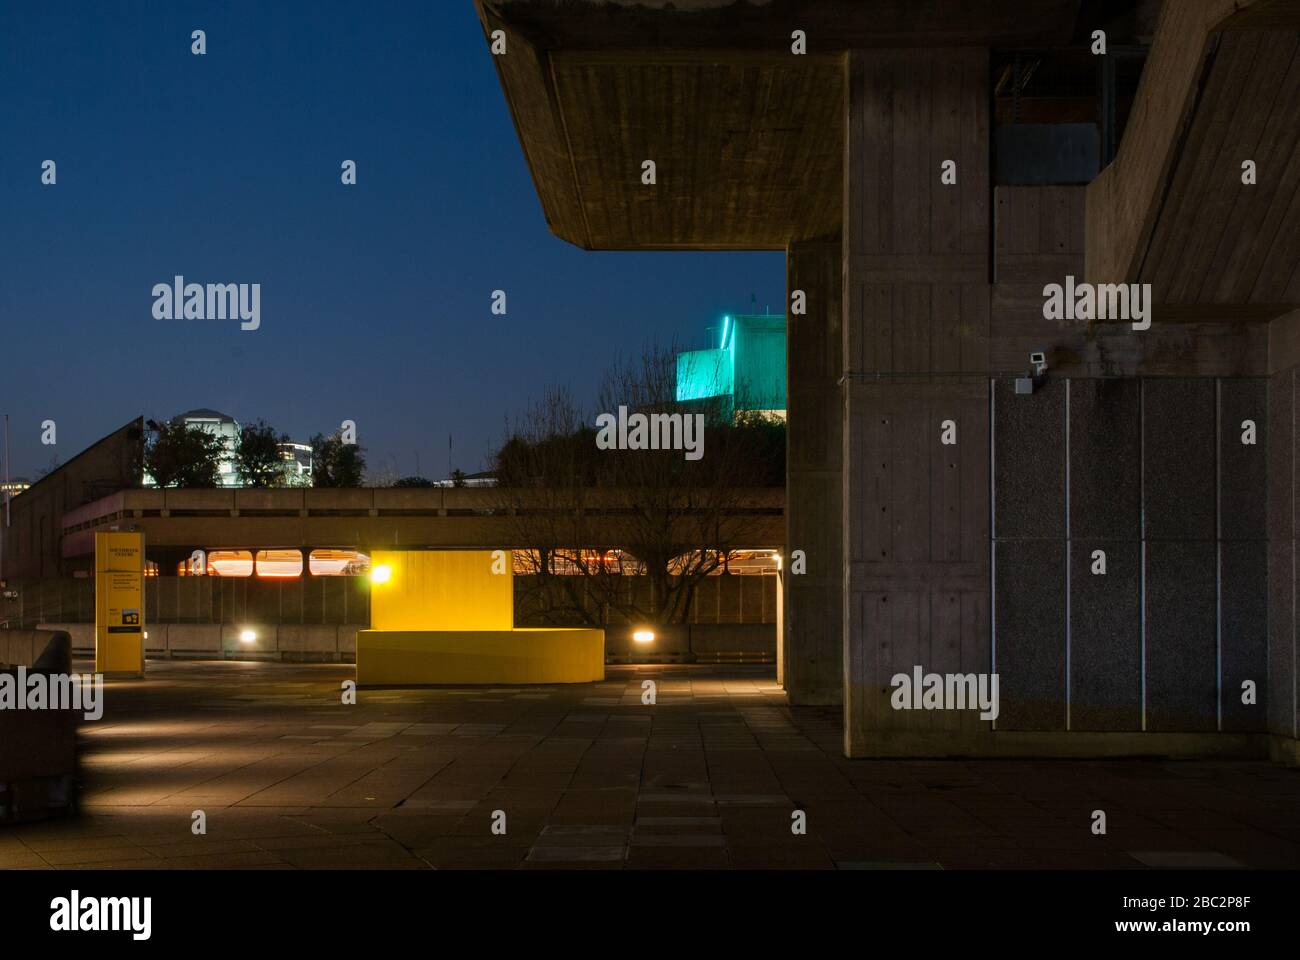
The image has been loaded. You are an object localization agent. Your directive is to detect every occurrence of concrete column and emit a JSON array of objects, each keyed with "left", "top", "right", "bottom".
[
  {"left": 841, "top": 49, "right": 992, "bottom": 756},
  {"left": 1267, "top": 324, "right": 1299, "bottom": 761},
  {"left": 785, "top": 236, "right": 844, "bottom": 705},
  {"left": 775, "top": 569, "right": 785, "bottom": 686}
]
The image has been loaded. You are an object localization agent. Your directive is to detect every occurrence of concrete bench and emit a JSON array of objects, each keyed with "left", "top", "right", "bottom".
[{"left": 0, "top": 629, "right": 78, "bottom": 824}]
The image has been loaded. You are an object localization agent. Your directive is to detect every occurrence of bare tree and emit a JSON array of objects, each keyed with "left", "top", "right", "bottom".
[{"left": 493, "top": 342, "right": 783, "bottom": 628}]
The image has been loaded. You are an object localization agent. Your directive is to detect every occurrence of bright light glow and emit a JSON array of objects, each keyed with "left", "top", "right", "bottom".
[
  {"left": 774, "top": 553, "right": 783, "bottom": 571},
  {"left": 675, "top": 347, "right": 733, "bottom": 403},
  {"left": 633, "top": 629, "right": 655, "bottom": 644},
  {"left": 239, "top": 629, "right": 256, "bottom": 643},
  {"left": 370, "top": 564, "right": 392, "bottom": 584}
]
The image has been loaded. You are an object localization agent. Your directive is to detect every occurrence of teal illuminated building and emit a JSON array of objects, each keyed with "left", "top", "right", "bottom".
[{"left": 675, "top": 313, "right": 786, "bottom": 418}]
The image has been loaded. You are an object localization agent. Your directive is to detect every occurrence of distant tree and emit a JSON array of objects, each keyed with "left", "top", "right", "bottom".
[
  {"left": 365, "top": 457, "right": 401, "bottom": 488},
  {"left": 449, "top": 468, "right": 468, "bottom": 488},
  {"left": 235, "top": 419, "right": 288, "bottom": 487},
  {"left": 143, "top": 420, "right": 226, "bottom": 488},
  {"left": 34, "top": 455, "right": 61, "bottom": 480},
  {"left": 310, "top": 432, "right": 367, "bottom": 487},
  {"left": 392, "top": 475, "right": 435, "bottom": 488}
]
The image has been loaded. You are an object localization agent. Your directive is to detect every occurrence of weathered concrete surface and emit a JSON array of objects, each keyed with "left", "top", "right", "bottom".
[
  {"left": 1085, "top": 0, "right": 1300, "bottom": 302},
  {"left": 840, "top": 48, "right": 992, "bottom": 755},
  {"left": 53, "top": 487, "right": 784, "bottom": 571},
  {"left": 785, "top": 236, "right": 843, "bottom": 704},
  {"left": 1267, "top": 308, "right": 1300, "bottom": 752},
  {"left": 476, "top": 0, "right": 1079, "bottom": 249}
]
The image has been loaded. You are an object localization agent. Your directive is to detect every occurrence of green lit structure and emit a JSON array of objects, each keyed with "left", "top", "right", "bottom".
[{"left": 675, "top": 313, "right": 786, "bottom": 417}]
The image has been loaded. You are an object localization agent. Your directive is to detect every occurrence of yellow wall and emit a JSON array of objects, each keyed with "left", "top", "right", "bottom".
[
  {"left": 370, "top": 549, "right": 512, "bottom": 631},
  {"left": 362, "top": 550, "right": 605, "bottom": 685},
  {"left": 356, "top": 628, "right": 605, "bottom": 685}
]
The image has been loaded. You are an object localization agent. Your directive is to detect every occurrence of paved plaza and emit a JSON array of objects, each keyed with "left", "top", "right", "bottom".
[{"left": 2, "top": 661, "right": 1297, "bottom": 870}]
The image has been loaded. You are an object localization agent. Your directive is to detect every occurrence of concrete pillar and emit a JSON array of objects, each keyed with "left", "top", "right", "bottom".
[
  {"left": 775, "top": 568, "right": 785, "bottom": 686},
  {"left": 1267, "top": 343, "right": 1299, "bottom": 762},
  {"left": 841, "top": 49, "right": 992, "bottom": 756},
  {"left": 785, "top": 236, "right": 844, "bottom": 705}
]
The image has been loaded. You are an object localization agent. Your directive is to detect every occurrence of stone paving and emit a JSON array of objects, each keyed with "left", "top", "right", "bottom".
[{"left": 1, "top": 660, "right": 1297, "bottom": 869}]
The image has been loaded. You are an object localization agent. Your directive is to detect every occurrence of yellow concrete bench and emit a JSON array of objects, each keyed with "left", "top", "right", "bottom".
[
  {"left": 356, "top": 628, "right": 605, "bottom": 685},
  {"left": 359, "top": 550, "right": 605, "bottom": 685}
]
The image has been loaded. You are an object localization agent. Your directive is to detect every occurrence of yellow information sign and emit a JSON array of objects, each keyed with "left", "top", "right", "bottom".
[{"left": 95, "top": 531, "right": 145, "bottom": 677}]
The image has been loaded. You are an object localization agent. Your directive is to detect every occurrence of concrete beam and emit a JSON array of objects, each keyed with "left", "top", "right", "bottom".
[
  {"left": 484, "top": 0, "right": 1083, "bottom": 50},
  {"left": 1084, "top": 0, "right": 1295, "bottom": 294}
]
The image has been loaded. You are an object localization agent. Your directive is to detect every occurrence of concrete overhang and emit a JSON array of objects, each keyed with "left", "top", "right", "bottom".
[
  {"left": 1086, "top": 0, "right": 1300, "bottom": 309},
  {"left": 477, "top": 0, "right": 1083, "bottom": 250},
  {"left": 58, "top": 486, "right": 786, "bottom": 555}
]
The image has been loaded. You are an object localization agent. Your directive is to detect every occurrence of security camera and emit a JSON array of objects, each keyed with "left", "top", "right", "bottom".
[{"left": 1016, "top": 350, "right": 1049, "bottom": 395}]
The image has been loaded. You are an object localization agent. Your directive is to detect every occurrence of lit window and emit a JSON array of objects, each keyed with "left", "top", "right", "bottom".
[
  {"left": 206, "top": 550, "right": 253, "bottom": 577},
  {"left": 255, "top": 549, "right": 303, "bottom": 578},
  {"left": 308, "top": 548, "right": 370, "bottom": 576}
]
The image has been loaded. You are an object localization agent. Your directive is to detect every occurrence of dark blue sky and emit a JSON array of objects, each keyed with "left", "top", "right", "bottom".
[{"left": 0, "top": 1, "right": 782, "bottom": 481}]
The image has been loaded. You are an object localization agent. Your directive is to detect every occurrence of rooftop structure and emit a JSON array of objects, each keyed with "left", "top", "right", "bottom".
[{"left": 676, "top": 312, "right": 787, "bottom": 418}]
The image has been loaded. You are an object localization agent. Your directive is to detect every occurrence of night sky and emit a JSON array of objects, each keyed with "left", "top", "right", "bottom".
[{"left": 0, "top": 1, "right": 782, "bottom": 482}]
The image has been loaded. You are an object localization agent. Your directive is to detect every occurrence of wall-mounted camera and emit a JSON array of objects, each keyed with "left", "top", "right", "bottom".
[{"left": 1016, "top": 349, "right": 1049, "bottom": 394}]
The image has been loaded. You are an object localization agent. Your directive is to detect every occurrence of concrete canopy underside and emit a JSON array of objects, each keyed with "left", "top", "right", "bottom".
[{"left": 477, "top": 0, "right": 1078, "bottom": 250}]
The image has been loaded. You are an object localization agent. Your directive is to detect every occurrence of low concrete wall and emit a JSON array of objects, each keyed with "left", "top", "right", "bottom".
[
  {"left": 2, "top": 577, "right": 370, "bottom": 631},
  {"left": 40, "top": 623, "right": 358, "bottom": 663},
  {"left": 0, "top": 629, "right": 77, "bottom": 822},
  {"left": 605, "top": 623, "right": 776, "bottom": 664},
  {"left": 0, "top": 629, "right": 71, "bottom": 671},
  {"left": 2, "top": 631, "right": 58, "bottom": 670},
  {"left": 41, "top": 621, "right": 772, "bottom": 666}
]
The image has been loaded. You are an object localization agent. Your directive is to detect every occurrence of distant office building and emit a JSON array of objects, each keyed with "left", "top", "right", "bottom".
[
  {"left": 675, "top": 313, "right": 786, "bottom": 419},
  {"left": 277, "top": 441, "right": 313, "bottom": 486},
  {"left": 432, "top": 470, "right": 497, "bottom": 489},
  {"left": 142, "top": 411, "right": 314, "bottom": 488},
  {"left": 147, "top": 408, "right": 242, "bottom": 488}
]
